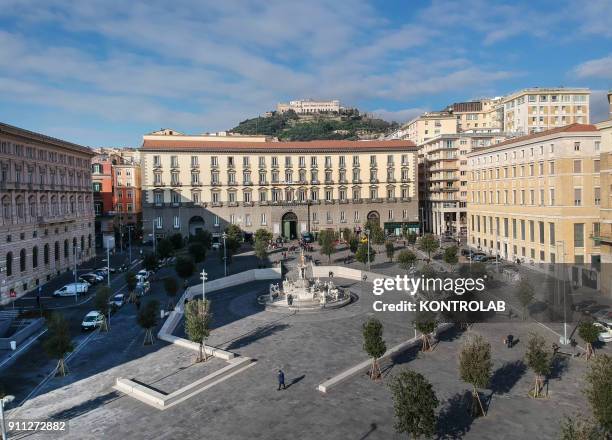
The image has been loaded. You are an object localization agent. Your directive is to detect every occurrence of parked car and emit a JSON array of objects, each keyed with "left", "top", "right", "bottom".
[
  {"left": 301, "top": 232, "right": 314, "bottom": 243},
  {"left": 79, "top": 273, "right": 102, "bottom": 285},
  {"left": 81, "top": 311, "right": 104, "bottom": 331},
  {"left": 472, "top": 254, "right": 489, "bottom": 263},
  {"left": 594, "top": 321, "right": 612, "bottom": 343},
  {"left": 135, "top": 281, "right": 151, "bottom": 296},
  {"left": 109, "top": 293, "right": 125, "bottom": 308},
  {"left": 53, "top": 282, "right": 90, "bottom": 297},
  {"left": 211, "top": 242, "right": 220, "bottom": 250},
  {"left": 137, "top": 269, "right": 153, "bottom": 280}
]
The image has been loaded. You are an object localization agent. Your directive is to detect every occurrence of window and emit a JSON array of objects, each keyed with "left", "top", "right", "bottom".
[
  {"left": 549, "top": 223, "right": 555, "bottom": 245},
  {"left": 260, "top": 213, "right": 267, "bottom": 225},
  {"left": 574, "top": 188, "right": 582, "bottom": 206},
  {"left": 574, "top": 223, "right": 584, "bottom": 248},
  {"left": 539, "top": 221, "right": 545, "bottom": 244},
  {"left": 594, "top": 160, "right": 600, "bottom": 172},
  {"left": 173, "top": 216, "right": 180, "bottom": 229},
  {"left": 92, "top": 182, "right": 101, "bottom": 192},
  {"left": 153, "top": 156, "right": 161, "bottom": 167},
  {"left": 593, "top": 223, "right": 601, "bottom": 246},
  {"left": 191, "top": 156, "right": 198, "bottom": 167},
  {"left": 549, "top": 189, "right": 555, "bottom": 206},
  {"left": 573, "top": 160, "right": 582, "bottom": 173},
  {"left": 595, "top": 187, "right": 601, "bottom": 205},
  {"left": 171, "top": 156, "right": 179, "bottom": 167},
  {"left": 574, "top": 142, "right": 580, "bottom": 151}
]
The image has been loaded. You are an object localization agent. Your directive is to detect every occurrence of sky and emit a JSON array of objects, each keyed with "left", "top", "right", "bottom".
[{"left": 0, "top": 0, "right": 611, "bottom": 147}]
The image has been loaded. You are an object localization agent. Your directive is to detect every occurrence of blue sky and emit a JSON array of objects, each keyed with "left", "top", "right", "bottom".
[{"left": 0, "top": 0, "right": 611, "bottom": 147}]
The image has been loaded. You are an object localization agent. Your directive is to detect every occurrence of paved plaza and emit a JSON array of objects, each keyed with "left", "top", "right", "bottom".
[{"left": 10, "top": 244, "right": 603, "bottom": 440}]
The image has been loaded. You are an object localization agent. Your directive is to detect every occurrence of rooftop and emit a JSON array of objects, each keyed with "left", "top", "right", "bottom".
[{"left": 0, "top": 121, "right": 93, "bottom": 155}]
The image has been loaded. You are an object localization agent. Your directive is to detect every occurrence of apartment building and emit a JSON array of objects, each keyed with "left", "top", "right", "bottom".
[
  {"left": 0, "top": 122, "right": 95, "bottom": 302},
  {"left": 401, "top": 112, "right": 457, "bottom": 145},
  {"left": 467, "top": 124, "right": 601, "bottom": 270},
  {"left": 596, "top": 92, "right": 612, "bottom": 295},
  {"left": 277, "top": 99, "right": 341, "bottom": 114},
  {"left": 447, "top": 98, "right": 503, "bottom": 132},
  {"left": 419, "top": 133, "right": 507, "bottom": 237},
  {"left": 140, "top": 131, "right": 419, "bottom": 241},
  {"left": 499, "top": 88, "right": 590, "bottom": 135}
]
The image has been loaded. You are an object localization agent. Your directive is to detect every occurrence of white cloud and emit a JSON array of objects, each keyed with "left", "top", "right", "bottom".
[
  {"left": 590, "top": 89, "right": 611, "bottom": 123},
  {"left": 574, "top": 55, "right": 612, "bottom": 80}
]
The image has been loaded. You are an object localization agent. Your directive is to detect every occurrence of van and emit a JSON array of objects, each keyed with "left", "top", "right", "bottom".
[{"left": 53, "top": 282, "right": 90, "bottom": 297}]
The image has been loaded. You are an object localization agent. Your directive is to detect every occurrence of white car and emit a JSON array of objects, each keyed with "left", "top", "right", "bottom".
[
  {"left": 595, "top": 321, "right": 612, "bottom": 343},
  {"left": 109, "top": 293, "right": 125, "bottom": 308},
  {"left": 53, "top": 282, "right": 90, "bottom": 297},
  {"left": 137, "top": 269, "right": 152, "bottom": 280},
  {"left": 81, "top": 311, "right": 104, "bottom": 331}
]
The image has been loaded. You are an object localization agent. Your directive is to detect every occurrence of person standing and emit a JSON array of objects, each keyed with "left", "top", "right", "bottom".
[{"left": 277, "top": 369, "right": 286, "bottom": 390}]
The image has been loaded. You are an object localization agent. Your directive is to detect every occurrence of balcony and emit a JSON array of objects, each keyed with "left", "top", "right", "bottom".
[
  {"left": 211, "top": 202, "right": 223, "bottom": 207},
  {"left": 339, "top": 179, "right": 348, "bottom": 184},
  {"left": 211, "top": 181, "right": 222, "bottom": 187},
  {"left": 386, "top": 197, "right": 397, "bottom": 203},
  {"left": 191, "top": 182, "right": 202, "bottom": 186},
  {"left": 170, "top": 181, "right": 182, "bottom": 187},
  {"left": 324, "top": 180, "right": 334, "bottom": 185},
  {"left": 243, "top": 201, "right": 254, "bottom": 207},
  {"left": 324, "top": 200, "right": 335, "bottom": 205},
  {"left": 370, "top": 179, "right": 379, "bottom": 184},
  {"left": 153, "top": 181, "right": 166, "bottom": 187},
  {"left": 243, "top": 181, "right": 253, "bottom": 186},
  {"left": 401, "top": 197, "right": 412, "bottom": 202},
  {"left": 339, "top": 199, "right": 349, "bottom": 204},
  {"left": 352, "top": 198, "right": 363, "bottom": 204},
  {"left": 228, "top": 201, "right": 239, "bottom": 207}
]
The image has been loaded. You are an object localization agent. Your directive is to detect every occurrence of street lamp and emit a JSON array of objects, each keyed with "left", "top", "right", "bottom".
[
  {"left": 222, "top": 232, "right": 228, "bottom": 277},
  {"left": 200, "top": 269, "right": 208, "bottom": 301},
  {"left": 556, "top": 240, "right": 569, "bottom": 345},
  {"left": 364, "top": 228, "right": 371, "bottom": 271},
  {"left": 127, "top": 225, "right": 134, "bottom": 266},
  {"left": 0, "top": 395, "right": 15, "bottom": 440}
]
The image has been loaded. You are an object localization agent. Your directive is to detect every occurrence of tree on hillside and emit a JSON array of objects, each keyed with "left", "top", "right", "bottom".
[
  {"left": 254, "top": 239, "right": 268, "bottom": 268},
  {"left": 415, "top": 311, "right": 437, "bottom": 352},
  {"left": 385, "top": 241, "right": 395, "bottom": 262},
  {"left": 397, "top": 250, "right": 417, "bottom": 273},
  {"left": 584, "top": 354, "right": 612, "bottom": 434},
  {"left": 318, "top": 230, "right": 336, "bottom": 263},
  {"left": 525, "top": 332, "right": 552, "bottom": 398},
  {"left": 175, "top": 257, "right": 195, "bottom": 289},
  {"left": 138, "top": 300, "right": 159, "bottom": 345},
  {"left": 164, "top": 277, "right": 179, "bottom": 310},
  {"left": 43, "top": 313, "right": 74, "bottom": 376},
  {"left": 362, "top": 318, "right": 386, "bottom": 380},
  {"left": 389, "top": 370, "right": 439, "bottom": 439},
  {"left": 516, "top": 279, "right": 535, "bottom": 320},
  {"left": 185, "top": 299, "right": 212, "bottom": 362},
  {"left": 188, "top": 243, "right": 207, "bottom": 263},
  {"left": 355, "top": 243, "right": 376, "bottom": 268},
  {"left": 459, "top": 333, "right": 492, "bottom": 417},
  {"left": 443, "top": 245, "right": 458, "bottom": 267},
  {"left": 156, "top": 238, "right": 174, "bottom": 259},
  {"left": 418, "top": 234, "right": 439, "bottom": 261},
  {"left": 94, "top": 286, "right": 112, "bottom": 331},
  {"left": 578, "top": 322, "right": 601, "bottom": 360}
]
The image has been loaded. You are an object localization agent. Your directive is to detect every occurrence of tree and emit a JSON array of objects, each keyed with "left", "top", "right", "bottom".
[
  {"left": 94, "top": 286, "right": 112, "bottom": 331},
  {"left": 225, "top": 224, "right": 243, "bottom": 244},
  {"left": 188, "top": 243, "right": 207, "bottom": 263},
  {"left": 163, "top": 277, "right": 179, "bottom": 310},
  {"left": 559, "top": 416, "right": 601, "bottom": 440},
  {"left": 388, "top": 370, "right": 439, "bottom": 439},
  {"left": 406, "top": 231, "right": 417, "bottom": 246},
  {"left": 398, "top": 250, "right": 417, "bottom": 273},
  {"left": 156, "top": 238, "right": 174, "bottom": 259},
  {"left": 516, "top": 279, "right": 535, "bottom": 320},
  {"left": 175, "top": 256, "right": 195, "bottom": 288},
  {"left": 418, "top": 234, "right": 439, "bottom": 261},
  {"left": 189, "top": 230, "right": 212, "bottom": 249},
  {"left": 348, "top": 236, "right": 359, "bottom": 254},
  {"left": 319, "top": 230, "right": 336, "bottom": 263},
  {"left": 341, "top": 227, "right": 352, "bottom": 243},
  {"left": 414, "top": 311, "right": 436, "bottom": 352},
  {"left": 385, "top": 241, "right": 395, "bottom": 262},
  {"left": 169, "top": 233, "right": 184, "bottom": 250},
  {"left": 254, "top": 239, "right": 268, "bottom": 267},
  {"left": 525, "top": 332, "right": 552, "bottom": 398},
  {"left": 443, "top": 245, "right": 458, "bottom": 267},
  {"left": 126, "top": 271, "right": 137, "bottom": 303},
  {"left": 365, "top": 220, "right": 385, "bottom": 246},
  {"left": 355, "top": 243, "right": 376, "bottom": 268},
  {"left": 43, "top": 313, "right": 74, "bottom": 376},
  {"left": 254, "top": 228, "right": 273, "bottom": 244},
  {"left": 138, "top": 300, "right": 159, "bottom": 345},
  {"left": 143, "top": 253, "right": 158, "bottom": 272},
  {"left": 578, "top": 322, "right": 600, "bottom": 360},
  {"left": 185, "top": 299, "right": 212, "bottom": 362},
  {"left": 362, "top": 318, "right": 386, "bottom": 380},
  {"left": 584, "top": 354, "right": 612, "bottom": 434},
  {"left": 459, "top": 333, "right": 492, "bottom": 417}
]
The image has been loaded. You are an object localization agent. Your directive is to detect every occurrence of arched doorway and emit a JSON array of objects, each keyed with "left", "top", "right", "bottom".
[
  {"left": 367, "top": 210, "right": 380, "bottom": 227},
  {"left": 281, "top": 212, "right": 298, "bottom": 240},
  {"left": 188, "top": 216, "right": 205, "bottom": 236}
]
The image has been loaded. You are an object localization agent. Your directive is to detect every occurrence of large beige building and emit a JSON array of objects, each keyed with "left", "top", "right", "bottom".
[
  {"left": 447, "top": 98, "right": 503, "bottom": 132},
  {"left": 0, "top": 122, "right": 95, "bottom": 302},
  {"left": 596, "top": 92, "right": 612, "bottom": 295},
  {"left": 277, "top": 99, "right": 341, "bottom": 114},
  {"left": 399, "top": 112, "right": 457, "bottom": 145},
  {"left": 499, "top": 88, "right": 590, "bottom": 136},
  {"left": 467, "top": 123, "right": 601, "bottom": 269},
  {"left": 140, "top": 132, "right": 420, "bottom": 242},
  {"left": 419, "top": 133, "right": 507, "bottom": 238}
]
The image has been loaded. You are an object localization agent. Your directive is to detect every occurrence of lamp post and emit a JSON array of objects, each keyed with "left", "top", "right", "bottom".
[
  {"left": 200, "top": 269, "right": 208, "bottom": 301},
  {"left": 365, "top": 228, "right": 371, "bottom": 271},
  {"left": 222, "top": 232, "right": 228, "bottom": 277},
  {"left": 73, "top": 245, "right": 81, "bottom": 303},
  {"left": 556, "top": 240, "right": 569, "bottom": 345},
  {"left": 152, "top": 219, "right": 157, "bottom": 255},
  {"left": 127, "top": 225, "right": 133, "bottom": 266},
  {"left": 0, "top": 395, "right": 15, "bottom": 440}
]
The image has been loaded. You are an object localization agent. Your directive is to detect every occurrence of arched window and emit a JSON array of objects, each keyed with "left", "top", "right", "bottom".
[
  {"left": 69, "top": 196, "right": 75, "bottom": 214},
  {"left": 54, "top": 241, "right": 59, "bottom": 261},
  {"left": 88, "top": 234, "right": 92, "bottom": 248},
  {"left": 64, "top": 239, "right": 69, "bottom": 259},
  {"left": 44, "top": 244, "right": 49, "bottom": 265},
  {"left": 40, "top": 196, "right": 48, "bottom": 217},
  {"left": 20, "top": 249, "right": 26, "bottom": 272},
  {"left": 2, "top": 196, "right": 11, "bottom": 220},
  {"left": 72, "top": 237, "right": 77, "bottom": 254},
  {"left": 6, "top": 252, "right": 12, "bottom": 276},
  {"left": 78, "top": 196, "right": 83, "bottom": 213},
  {"left": 60, "top": 196, "right": 67, "bottom": 215},
  {"left": 32, "top": 246, "right": 38, "bottom": 268},
  {"left": 29, "top": 196, "right": 36, "bottom": 218},
  {"left": 50, "top": 196, "right": 58, "bottom": 216},
  {"left": 81, "top": 235, "right": 85, "bottom": 250},
  {"left": 15, "top": 196, "right": 24, "bottom": 219}
]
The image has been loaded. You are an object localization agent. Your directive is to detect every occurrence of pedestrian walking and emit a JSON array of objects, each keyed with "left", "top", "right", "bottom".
[{"left": 277, "top": 369, "right": 286, "bottom": 390}]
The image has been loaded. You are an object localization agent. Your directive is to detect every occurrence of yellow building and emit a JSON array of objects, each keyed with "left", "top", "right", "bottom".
[
  {"left": 499, "top": 88, "right": 590, "bottom": 136},
  {"left": 596, "top": 92, "right": 612, "bottom": 295},
  {"left": 448, "top": 98, "right": 503, "bottom": 132},
  {"left": 400, "top": 112, "right": 457, "bottom": 145},
  {"left": 467, "top": 123, "right": 601, "bottom": 269}
]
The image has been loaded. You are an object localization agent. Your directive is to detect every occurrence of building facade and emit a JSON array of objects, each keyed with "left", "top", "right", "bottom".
[
  {"left": 499, "top": 88, "right": 590, "bottom": 136},
  {"left": 140, "top": 133, "right": 419, "bottom": 242},
  {"left": 596, "top": 92, "right": 612, "bottom": 296},
  {"left": 0, "top": 123, "right": 95, "bottom": 302},
  {"left": 419, "top": 133, "right": 507, "bottom": 237},
  {"left": 467, "top": 124, "right": 601, "bottom": 267},
  {"left": 277, "top": 99, "right": 341, "bottom": 114},
  {"left": 400, "top": 112, "right": 457, "bottom": 145},
  {"left": 447, "top": 98, "right": 503, "bottom": 132}
]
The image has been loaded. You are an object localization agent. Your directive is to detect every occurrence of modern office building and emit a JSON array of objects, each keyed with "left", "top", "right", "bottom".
[
  {"left": 0, "top": 122, "right": 95, "bottom": 302},
  {"left": 499, "top": 88, "right": 590, "bottom": 136},
  {"left": 419, "top": 133, "right": 507, "bottom": 237},
  {"left": 277, "top": 99, "right": 341, "bottom": 114},
  {"left": 140, "top": 131, "right": 419, "bottom": 242},
  {"left": 466, "top": 123, "right": 601, "bottom": 270}
]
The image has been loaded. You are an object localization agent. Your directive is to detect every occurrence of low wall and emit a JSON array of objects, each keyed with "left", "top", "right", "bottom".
[
  {"left": 0, "top": 318, "right": 44, "bottom": 350},
  {"left": 193, "top": 267, "right": 282, "bottom": 296},
  {"left": 317, "top": 323, "right": 453, "bottom": 393},
  {"left": 311, "top": 265, "right": 393, "bottom": 282}
]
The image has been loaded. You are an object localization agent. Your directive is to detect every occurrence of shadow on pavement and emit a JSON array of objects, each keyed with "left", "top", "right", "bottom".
[
  {"left": 436, "top": 390, "right": 474, "bottom": 439},
  {"left": 489, "top": 360, "right": 526, "bottom": 394}
]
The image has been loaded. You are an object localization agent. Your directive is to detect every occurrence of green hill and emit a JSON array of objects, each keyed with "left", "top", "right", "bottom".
[{"left": 230, "top": 110, "right": 397, "bottom": 141}]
